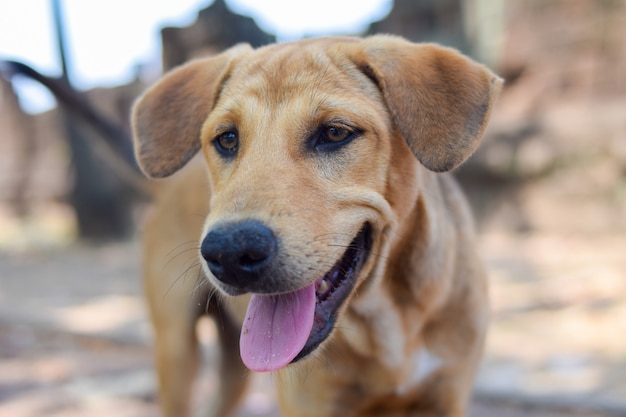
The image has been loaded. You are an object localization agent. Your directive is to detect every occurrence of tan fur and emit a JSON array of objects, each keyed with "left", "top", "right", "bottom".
[{"left": 133, "top": 35, "right": 501, "bottom": 417}]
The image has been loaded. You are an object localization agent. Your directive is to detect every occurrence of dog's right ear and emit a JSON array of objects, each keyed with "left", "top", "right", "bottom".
[
  {"left": 132, "top": 44, "right": 252, "bottom": 178},
  {"left": 339, "top": 35, "right": 502, "bottom": 173}
]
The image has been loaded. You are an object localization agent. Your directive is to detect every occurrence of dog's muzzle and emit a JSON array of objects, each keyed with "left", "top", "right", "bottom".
[{"left": 201, "top": 220, "right": 372, "bottom": 372}]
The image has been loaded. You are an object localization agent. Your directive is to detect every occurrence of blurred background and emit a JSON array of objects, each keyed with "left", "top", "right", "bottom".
[{"left": 0, "top": 0, "right": 625, "bottom": 416}]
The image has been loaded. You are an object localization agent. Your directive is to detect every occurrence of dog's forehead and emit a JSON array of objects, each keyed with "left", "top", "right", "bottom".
[
  {"left": 243, "top": 38, "right": 356, "bottom": 75},
  {"left": 222, "top": 40, "right": 371, "bottom": 104}
]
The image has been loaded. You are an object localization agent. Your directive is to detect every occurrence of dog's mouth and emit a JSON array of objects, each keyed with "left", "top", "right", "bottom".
[{"left": 239, "top": 223, "right": 372, "bottom": 372}]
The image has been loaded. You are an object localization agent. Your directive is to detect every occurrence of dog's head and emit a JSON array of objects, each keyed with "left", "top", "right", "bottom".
[{"left": 132, "top": 35, "right": 501, "bottom": 372}]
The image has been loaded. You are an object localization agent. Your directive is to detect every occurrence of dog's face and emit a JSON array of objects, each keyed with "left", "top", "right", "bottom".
[{"left": 132, "top": 36, "right": 501, "bottom": 373}]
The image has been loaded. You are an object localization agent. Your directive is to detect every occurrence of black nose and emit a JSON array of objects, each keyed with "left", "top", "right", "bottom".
[{"left": 200, "top": 220, "right": 277, "bottom": 288}]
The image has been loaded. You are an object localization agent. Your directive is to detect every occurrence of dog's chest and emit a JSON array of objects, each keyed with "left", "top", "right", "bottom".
[
  {"left": 395, "top": 348, "right": 443, "bottom": 395},
  {"left": 335, "top": 295, "right": 445, "bottom": 394}
]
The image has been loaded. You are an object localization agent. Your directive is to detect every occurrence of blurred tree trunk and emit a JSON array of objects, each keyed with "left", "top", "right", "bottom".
[
  {"left": 368, "top": 0, "right": 470, "bottom": 54},
  {"left": 64, "top": 115, "right": 134, "bottom": 239},
  {"left": 1, "top": 78, "right": 36, "bottom": 217},
  {"left": 52, "top": 0, "right": 133, "bottom": 240}
]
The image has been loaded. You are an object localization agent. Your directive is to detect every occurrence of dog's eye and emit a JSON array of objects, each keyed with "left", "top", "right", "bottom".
[
  {"left": 313, "top": 125, "right": 359, "bottom": 152},
  {"left": 214, "top": 131, "right": 239, "bottom": 157},
  {"left": 323, "top": 126, "right": 350, "bottom": 143}
]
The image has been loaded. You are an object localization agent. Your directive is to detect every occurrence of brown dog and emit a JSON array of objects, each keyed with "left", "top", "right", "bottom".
[{"left": 132, "top": 35, "right": 501, "bottom": 417}]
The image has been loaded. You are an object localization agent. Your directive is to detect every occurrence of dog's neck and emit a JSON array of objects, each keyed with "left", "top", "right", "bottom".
[{"left": 333, "top": 164, "right": 455, "bottom": 374}]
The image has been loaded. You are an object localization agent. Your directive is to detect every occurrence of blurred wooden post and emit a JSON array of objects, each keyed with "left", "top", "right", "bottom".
[
  {"left": 51, "top": 0, "right": 133, "bottom": 240},
  {"left": 462, "top": 0, "right": 505, "bottom": 67}
]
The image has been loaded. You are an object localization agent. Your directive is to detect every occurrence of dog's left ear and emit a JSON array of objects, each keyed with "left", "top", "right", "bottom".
[
  {"left": 132, "top": 44, "right": 252, "bottom": 178},
  {"left": 342, "top": 35, "right": 502, "bottom": 172}
]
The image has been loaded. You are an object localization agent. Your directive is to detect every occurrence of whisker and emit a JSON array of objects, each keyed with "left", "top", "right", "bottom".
[
  {"left": 163, "top": 239, "right": 199, "bottom": 260},
  {"left": 203, "top": 285, "right": 221, "bottom": 315},
  {"left": 162, "top": 242, "right": 200, "bottom": 271},
  {"left": 191, "top": 271, "right": 210, "bottom": 296},
  {"left": 163, "top": 257, "right": 202, "bottom": 300}
]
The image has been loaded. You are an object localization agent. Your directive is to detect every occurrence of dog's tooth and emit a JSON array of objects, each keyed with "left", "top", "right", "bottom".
[{"left": 317, "top": 279, "right": 330, "bottom": 294}]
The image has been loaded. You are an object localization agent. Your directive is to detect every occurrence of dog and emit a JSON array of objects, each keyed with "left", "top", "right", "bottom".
[{"left": 132, "top": 35, "right": 501, "bottom": 417}]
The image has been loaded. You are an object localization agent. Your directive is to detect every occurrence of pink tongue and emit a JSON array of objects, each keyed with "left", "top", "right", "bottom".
[{"left": 240, "top": 283, "right": 316, "bottom": 372}]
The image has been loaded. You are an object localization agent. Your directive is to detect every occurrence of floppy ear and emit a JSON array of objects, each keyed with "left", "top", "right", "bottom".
[
  {"left": 343, "top": 35, "right": 502, "bottom": 172},
  {"left": 132, "top": 44, "right": 252, "bottom": 178}
]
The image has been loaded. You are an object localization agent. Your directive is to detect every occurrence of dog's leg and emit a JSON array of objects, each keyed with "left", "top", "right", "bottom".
[
  {"left": 144, "top": 261, "right": 205, "bottom": 417},
  {"left": 152, "top": 302, "right": 201, "bottom": 417},
  {"left": 204, "top": 300, "right": 251, "bottom": 417},
  {"left": 142, "top": 200, "right": 206, "bottom": 417}
]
